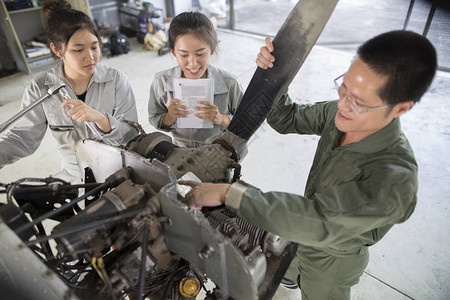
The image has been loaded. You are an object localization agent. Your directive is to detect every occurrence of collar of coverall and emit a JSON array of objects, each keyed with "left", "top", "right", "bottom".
[{"left": 338, "top": 117, "right": 402, "bottom": 154}]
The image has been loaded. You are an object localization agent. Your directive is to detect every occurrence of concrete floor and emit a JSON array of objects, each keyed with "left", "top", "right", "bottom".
[{"left": 1, "top": 2, "right": 450, "bottom": 300}]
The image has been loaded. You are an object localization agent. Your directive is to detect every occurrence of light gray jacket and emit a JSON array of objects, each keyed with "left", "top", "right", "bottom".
[
  {"left": 148, "top": 65, "right": 243, "bottom": 147},
  {"left": 0, "top": 62, "right": 139, "bottom": 182}
]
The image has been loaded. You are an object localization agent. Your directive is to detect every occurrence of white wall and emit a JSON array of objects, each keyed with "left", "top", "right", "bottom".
[{"left": 173, "top": 0, "right": 193, "bottom": 15}]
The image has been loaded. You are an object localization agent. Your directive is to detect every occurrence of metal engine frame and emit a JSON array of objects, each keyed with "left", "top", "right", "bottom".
[{"left": 0, "top": 140, "right": 296, "bottom": 300}]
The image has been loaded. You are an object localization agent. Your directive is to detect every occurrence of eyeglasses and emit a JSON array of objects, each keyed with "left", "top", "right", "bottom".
[{"left": 334, "top": 74, "right": 391, "bottom": 114}]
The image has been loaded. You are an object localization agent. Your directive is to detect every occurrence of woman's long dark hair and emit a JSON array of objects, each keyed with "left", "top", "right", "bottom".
[
  {"left": 41, "top": 0, "right": 100, "bottom": 52},
  {"left": 168, "top": 11, "right": 217, "bottom": 52}
]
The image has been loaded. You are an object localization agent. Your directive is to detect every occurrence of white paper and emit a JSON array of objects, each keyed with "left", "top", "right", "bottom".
[
  {"left": 173, "top": 78, "right": 214, "bottom": 128},
  {"left": 176, "top": 172, "right": 202, "bottom": 198}
]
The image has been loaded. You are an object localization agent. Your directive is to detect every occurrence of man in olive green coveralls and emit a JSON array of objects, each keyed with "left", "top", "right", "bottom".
[{"left": 179, "top": 30, "right": 437, "bottom": 299}]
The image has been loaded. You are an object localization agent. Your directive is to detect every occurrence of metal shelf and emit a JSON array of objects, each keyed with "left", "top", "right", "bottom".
[{"left": 8, "top": 6, "right": 40, "bottom": 15}]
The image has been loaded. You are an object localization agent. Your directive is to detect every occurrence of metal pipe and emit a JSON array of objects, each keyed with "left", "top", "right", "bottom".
[
  {"left": 422, "top": 3, "right": 437, "bottom": 36},
  {"left": 0, "top": 82, "right": 66, "bottom": 134},
  {"left": 403, "top": 0, "right": 416, "bottom": 30}
]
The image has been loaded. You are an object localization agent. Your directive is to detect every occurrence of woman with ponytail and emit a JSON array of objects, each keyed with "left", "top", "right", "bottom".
[{"left": 0, "top": 0, "right": 139, "bottom": 183}]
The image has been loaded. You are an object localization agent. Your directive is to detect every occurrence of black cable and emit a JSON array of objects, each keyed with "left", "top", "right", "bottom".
[
  {"left": 35, "top": 222, "right": 54, "bottom": 260},
  {"left": 25, "top": 208, "right": 143, "bottom": 246},
  {"left": 15, "top": 167, "right": 132, "bottom": 234},
  {"left": 193, "top": 269, "right": 211, "bottom": 296},
  {"left": 15, "top": 169, "right": 128, "bottom": 235},
  {"left": 14, "top": 181, "right": 110, "bottom": 235},
  {"left": 137, "top": 220, "right": 150, "bottom": 300}
]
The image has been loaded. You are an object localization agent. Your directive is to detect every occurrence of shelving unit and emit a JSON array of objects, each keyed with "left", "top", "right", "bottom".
[{"left": 0, "top": 2, "right": 57, "bottom": 74}]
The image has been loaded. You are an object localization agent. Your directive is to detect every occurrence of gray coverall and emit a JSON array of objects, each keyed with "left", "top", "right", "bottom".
[
  {"left": 0, "top": 62, "right": 139, "bottom": 182},
  {"left": 148, "top": 65, "right": 243, "bottom": 147}
]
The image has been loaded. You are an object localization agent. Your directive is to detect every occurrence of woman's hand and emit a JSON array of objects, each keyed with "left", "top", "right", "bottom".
[
  {"left": 256, "top": 37, "right": 275, "bottom": 69},
  {"left": 194, "top": 101, "right": 230, "bottom": 128},
  {"left": 61, "top": 98, "right": 111, "bottom": 133},
  {"left": 161, "top": 98, "right": 189, "bottom": 128}
]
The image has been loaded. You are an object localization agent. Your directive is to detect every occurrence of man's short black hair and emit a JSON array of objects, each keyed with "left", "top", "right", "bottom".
[{"left": 357, "top": 30, "right": 437, "bottom": 105}]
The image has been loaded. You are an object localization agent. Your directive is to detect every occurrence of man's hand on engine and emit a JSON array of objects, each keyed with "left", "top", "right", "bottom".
[{"left": 178, "top": 180, "right": 230, "bottom": 209}]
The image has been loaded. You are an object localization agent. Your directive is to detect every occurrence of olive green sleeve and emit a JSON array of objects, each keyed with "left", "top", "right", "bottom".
[
  {"left": 267, "top": 94, "right": 338, "bottom": 136},
  {"left": 225, "top": 172, "right": 416, "bottom": 249}
]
